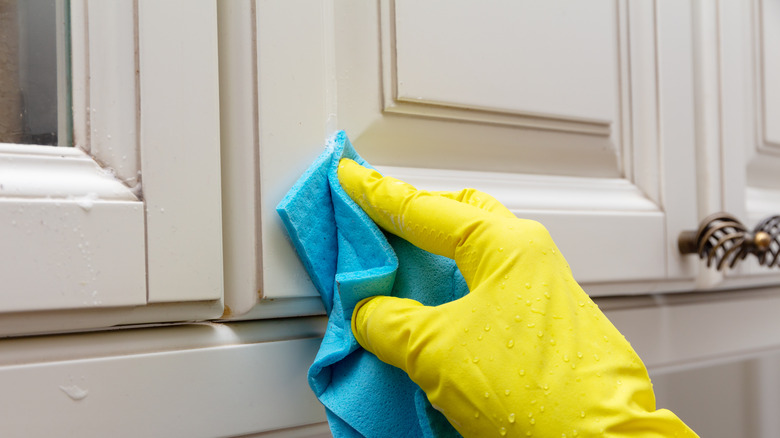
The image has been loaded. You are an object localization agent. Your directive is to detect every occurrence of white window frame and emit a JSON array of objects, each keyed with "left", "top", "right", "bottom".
[{"left": 0, "top": 0, "right": 223, "bottom": 337}]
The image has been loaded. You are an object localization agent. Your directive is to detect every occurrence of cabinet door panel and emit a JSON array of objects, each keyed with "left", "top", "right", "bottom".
[
  {"left": 0, "top": 1, "right": 224, "bottom": 336},
  {"left": 245, "top": 0, "right": 698, "bottom": 316},
  {"left": 337, "top": 1, "right": 623, "bottom": 179},
  {"left": 393, "top": 1, "right": 617, "bottom": 122},
  {"left": 744, "top": 0, "right": 780, "bottom": 190},
  {"left": 709, "top": 0, "right": 780, "bottom": 288},
  {"left": 761, "top": 0, "right": 780, "bottom": 147}
]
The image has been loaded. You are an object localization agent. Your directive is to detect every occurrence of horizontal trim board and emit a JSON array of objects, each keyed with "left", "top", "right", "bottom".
[
  {"left": 521, "top": 209, "right": 666, "bottom": 284},
  {"left": 226, "top": 297, "right": 326, "bottom": 321},
  {"left": 385, "top": 100, "right": 612, "bottom": 136},
  {"left": 0, "top": 336, "right": 326, "bottom": 437},
  {"left": 607, "top": 286, "right": 780, "bottom": 371},
  {"left": 1, "top": 317, "right": 328, "bottom": 366},
  {"left": 375, "top": 165, "right": 665, "bottom": 285},
  {"left": 377, "top": 165, "right": 659, "bottom": 212},
  {"left": 0, "top": 300, "right": 225, "bottom": 338},
  {"left": 236, "top": 423, "right": 331, "bottom": 438},
  {"left": 0, "top": 198, "right": 146, "bottom": 312}
]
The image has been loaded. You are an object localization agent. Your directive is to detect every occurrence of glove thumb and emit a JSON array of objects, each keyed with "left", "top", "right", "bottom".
[{"left": 352, "top": 296, "right": 438, "bottom": 379}]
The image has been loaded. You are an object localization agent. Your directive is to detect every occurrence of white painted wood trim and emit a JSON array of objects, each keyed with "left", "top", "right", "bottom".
[
  {"left": 0, "top": 0, "right": 227, "bottom": 335},
  {"left": 747, "top": 187, "right": 780, "bottom": 218},
  {"left": 377, "top": 165, "right": 676, "bottom": 288},
  {"left": 0, "top": 145, "right": 146, "bottom": 312},
  {"left": 693, "top": 0, "right": 780, "bottom": 289},
  {"left": 1, "top": 317, "right": 327, "bottom": 366},
  {"left": 377, "top": 165, "right": 659, "bottom": 213},
  {"left": 4, "top": 286, "right": 780, "bottom": 437},
  {"left": 226, "top": 297, "right": 326, "bottom": 322},
  {"left": 0, "top": 144, "right": 137, "bottom": 200},
  {"left": 55, "top": 0, "right": 72, "bottom": 145},
  {"left": 0, "top": 301, "right": 223, "bottom": 338},
  {"left": 605, "top": 286, "right": 780, "bottom": 372},
  {"left": 137, "top": 0, "right": 224, "bottom": 303},
  {"left": 0, "top": 198, "right": 146, "bottom": 313},
  {"left": 218, "top": 0, "right": 263, "bottom": 317},
  {"left": 379, "top": 0, "right": 612, "bottom": 137},
  {"left": 80, "top": 0, "right": 140, "bottom": 188},
  {"left": 235, "top": 423, "right": 332, "bottom": 438},
  {"left": 255, "top": 1, "right": 332, "bottom": 304},
  {"left": 0, "top": 320, "right": 328, "bottom": 437},
  {"left": 757, "top": 0, "right": 780, "bottom": 150},
  {"left": 69, "top": 0, "right": 88, "bottom": 152},
  {"left": 655, "top": 0, "right": 699, "bottom": 280},
  {"left": 745, "top": 0, "right": 780, "bottom": 188}
]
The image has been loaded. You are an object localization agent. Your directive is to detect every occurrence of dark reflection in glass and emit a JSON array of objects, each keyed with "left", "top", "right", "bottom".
[{"left": 0, "top": 0, "right": 71, "bottom": 146}]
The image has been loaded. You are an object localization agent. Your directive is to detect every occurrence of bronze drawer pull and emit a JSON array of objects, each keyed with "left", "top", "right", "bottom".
[{"left": 678, "top": 213, "right": 780, "bottom": 270}]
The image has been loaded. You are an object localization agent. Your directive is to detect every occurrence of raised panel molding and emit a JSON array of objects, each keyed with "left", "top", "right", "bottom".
[
  {"left": 335, "top": 0, "right": 643, "bottom": 178},
  {"left": 746, "top": 0, "right": 780, "bottom": 190},
  {"left": 384, "top": 0, "right": 617, "bottom": 137},
  {"left": 759, "top": 0, "right": 780, "bottom": 149},
  {"left": 701, "top": 0, "right": 780, "bottom": 287},
  {"left": 742, "top": 0, "right": 780, "bottom": 189}
]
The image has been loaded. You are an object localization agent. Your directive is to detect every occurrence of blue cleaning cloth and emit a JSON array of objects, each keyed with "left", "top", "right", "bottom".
[{"left": 277, "top": 131, "right": 467, "bottom": 437}]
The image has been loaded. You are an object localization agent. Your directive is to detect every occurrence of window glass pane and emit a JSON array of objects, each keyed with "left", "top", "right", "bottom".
[{"left": 0, "top": 0, "right": 71, "bottom": 146}]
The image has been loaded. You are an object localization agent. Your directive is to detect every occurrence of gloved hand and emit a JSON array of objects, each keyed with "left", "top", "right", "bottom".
[{"left": 337, "top": 158, "right": 697, "bottom": 438}]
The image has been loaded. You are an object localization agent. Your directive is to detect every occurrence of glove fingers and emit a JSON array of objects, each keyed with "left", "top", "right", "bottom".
[
  {"left": 338, "top": 158, "right": 500, "bottom": 285},
  {"left": 429, "top": 189, "right": 516, "bottom": 219}
]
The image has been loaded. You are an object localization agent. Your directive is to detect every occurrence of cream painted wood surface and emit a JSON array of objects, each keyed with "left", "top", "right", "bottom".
[
  {"left": 242, "top": 0, "right": 700, "bottom": 314},
  {"left": 760, "top": 0, "right": 780, "bottom": 148},
  {"left": 137, "top": 0, "right": 223, "bottom": 303},
  {"left": 79, "top": 1, "right": 139, "bottom": 186},
  {"left": 393, "top": 1, "right": 617, "bottom": 123},
  {"left": 1, "top": 2, "right": 780, "bottom": 437},
  {"left": 692, "top": 0, "right": 780, "bottom": 290},
  {"left": 0, "top": 319, "right": 328, "bottom": 437},
  {"left": 0, "top": 0, "right": 224, "bottom": 336},
  {"left": 652, "top": 350, "right": 780, "bottom": 438},
  {"left": 218, "top": 1, "right": 327, "bottom": 318},
  {"left": 0, "top": 145, "right": 145, "bottom": 312},
  {"left": 3, "top": 290, "right": 780, "bottom": 437}
]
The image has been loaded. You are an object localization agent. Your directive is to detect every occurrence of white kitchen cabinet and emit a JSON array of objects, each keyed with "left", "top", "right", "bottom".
[
  {"left": 227, "top": 0, "right": 704, "bottom": 319},
  {"left": 221, "top": 0, "right": 780, "bottom": 318},
  {"left": 693, "top": 0, "right": 780, "bottom": 290},
  {"left": 0, "top": 0, "right": 224, "bottom": 337},
  {"left": 1, "top": 1, "right": 780, "bottom": 437}
]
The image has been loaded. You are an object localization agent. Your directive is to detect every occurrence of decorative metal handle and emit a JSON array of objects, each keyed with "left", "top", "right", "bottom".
[{"left": 678, "top": 213, "right": 780, "bottom": 271}]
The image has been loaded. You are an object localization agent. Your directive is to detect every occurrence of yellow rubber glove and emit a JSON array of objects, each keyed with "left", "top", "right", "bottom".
[{"left": 337, "top": 158, "right": 697, "bottom": 438}]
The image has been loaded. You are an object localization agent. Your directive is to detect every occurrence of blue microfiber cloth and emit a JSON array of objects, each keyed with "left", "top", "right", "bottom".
[{"left": 277, "top": 131, "right": 467, "bottom": 437}]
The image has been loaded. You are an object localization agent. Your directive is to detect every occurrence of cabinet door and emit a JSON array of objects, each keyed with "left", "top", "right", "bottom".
[
  {"left": 230, "top": 0, "right": 700, "bottom": 318},
  {"left": 0, "top": 1, "right": 223, "bottom": 336},
  {"left": 697, "top": 0, "right": 780, "bottom": 289}
]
